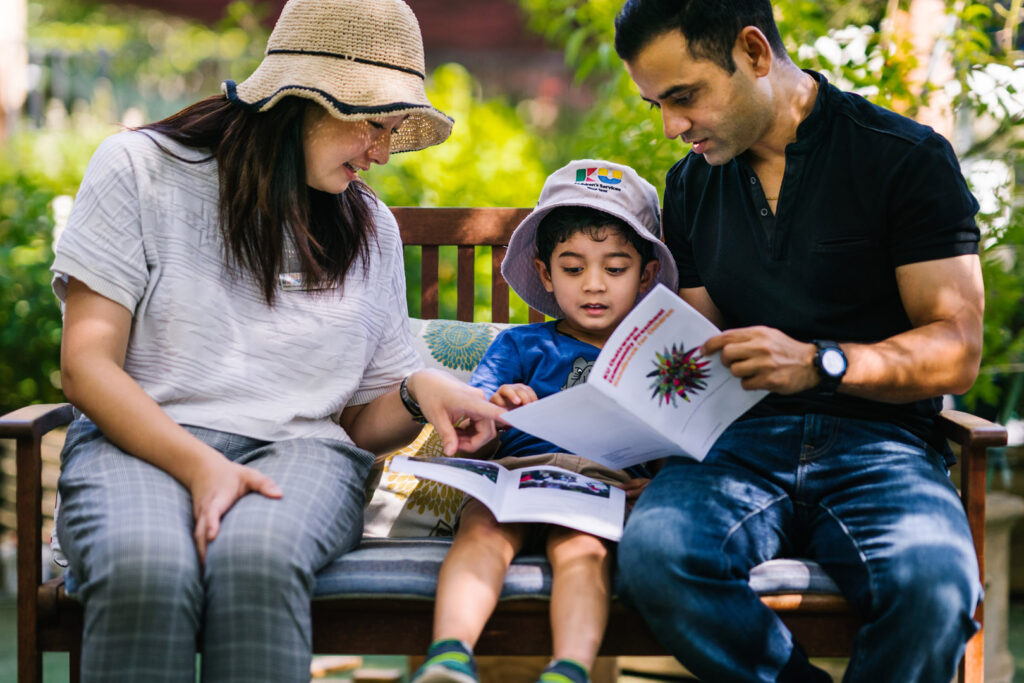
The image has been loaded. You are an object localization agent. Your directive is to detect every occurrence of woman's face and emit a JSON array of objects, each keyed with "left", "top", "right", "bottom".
[{"left": 302, "top": 106, "right": 406, "bottom": 194}]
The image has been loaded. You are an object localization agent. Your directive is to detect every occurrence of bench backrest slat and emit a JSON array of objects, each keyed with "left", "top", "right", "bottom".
[
  {"left": 419, "top": 244, "right": 440, "bottom": 320},
  {"left": 393, "top": 207, "right": 536, "bottom": 322}
]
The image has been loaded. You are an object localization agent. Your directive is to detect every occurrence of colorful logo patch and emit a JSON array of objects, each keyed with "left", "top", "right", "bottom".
[{"left": 575, "top": 167, "right": 623, "bottom": 185}]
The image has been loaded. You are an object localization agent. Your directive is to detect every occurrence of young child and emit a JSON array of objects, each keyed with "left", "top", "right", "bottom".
[{"left": 411, "top": 160, "right": 678, "bottom": 683}]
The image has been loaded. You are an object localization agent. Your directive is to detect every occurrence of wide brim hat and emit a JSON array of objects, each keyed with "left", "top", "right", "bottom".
[
  {"left": 222, "top": 0, "right": 452, "bottom": 153},
  {"left": 502, "top": 160, "right": 679, "bottom": 319}
]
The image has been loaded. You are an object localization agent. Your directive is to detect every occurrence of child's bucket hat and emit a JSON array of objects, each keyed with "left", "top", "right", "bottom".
[
  {"left": 222, "top": 0, "right": 452, "bottom": 153},
  {"left": 502, "top": 160, "right": 679, "bottom": 318}
]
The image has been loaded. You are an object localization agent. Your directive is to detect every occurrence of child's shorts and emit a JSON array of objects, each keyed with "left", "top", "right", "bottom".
[{"left": 453, "top": 452, "right": 632, "bottom": 549}]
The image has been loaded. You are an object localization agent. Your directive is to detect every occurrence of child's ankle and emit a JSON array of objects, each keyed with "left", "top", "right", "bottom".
[
  {"left": 538, "top": 658, "right": 589, "bottom": 683},
  {"left": 428, "top": 638, "right": 473, "bottom": 653},
  {"left": 412, "top": 639, "right": 479, "bottom": 682}
]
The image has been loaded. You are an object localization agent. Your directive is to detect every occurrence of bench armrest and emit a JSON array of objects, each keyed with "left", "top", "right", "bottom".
[
  {"left": 1, "top": 402, "right": 74, "bottom": 649},
  {"left": 936, "top": 409, "right": 1008, "bottom": 450},
  {"left": 0, "top": 403, "right": 74, "bottom": 440}
]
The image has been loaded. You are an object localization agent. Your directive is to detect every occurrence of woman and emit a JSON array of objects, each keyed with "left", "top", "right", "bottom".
[{"left": 50, "top": 1, "right": 502, "bottom": 681}]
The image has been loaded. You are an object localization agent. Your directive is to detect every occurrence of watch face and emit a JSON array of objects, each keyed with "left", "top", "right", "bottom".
[{"left": 821, "top": 348, "right": 846, "bottom": 376}]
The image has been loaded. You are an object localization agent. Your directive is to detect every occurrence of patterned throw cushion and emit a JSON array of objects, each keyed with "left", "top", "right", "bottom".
[{"left": 363, "top": 318, "right": 512, "bottom": 538}]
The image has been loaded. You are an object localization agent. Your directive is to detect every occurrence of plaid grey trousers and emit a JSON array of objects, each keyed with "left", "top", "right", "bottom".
[{"left": 55, "top": 417, "right": 373, "bottom": 683}]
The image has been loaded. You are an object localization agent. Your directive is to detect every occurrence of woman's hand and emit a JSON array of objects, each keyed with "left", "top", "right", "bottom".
[
  {"left": 188, "top": 455, "right": 283, "bottom": 564},
  {"left": 406, "top": 369, "right": 507, "bottom": 455},
  {"left": 489, "top": 383, "right": 538, "bottom": 408}
]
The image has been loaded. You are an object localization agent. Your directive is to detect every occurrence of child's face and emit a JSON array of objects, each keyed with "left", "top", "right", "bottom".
[{"left": 534, "top": 227, "right": 659, "bottom": 348}]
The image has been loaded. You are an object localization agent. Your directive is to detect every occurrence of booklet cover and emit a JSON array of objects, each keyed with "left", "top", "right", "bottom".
[
  {"left": 390, "top": 455, "right": 626, "bottom": 541},
  {"left": 502, "top": 284, "right": 768, "bottom": 469}
]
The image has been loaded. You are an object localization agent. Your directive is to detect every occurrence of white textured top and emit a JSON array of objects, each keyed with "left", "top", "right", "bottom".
[{"left": 51, "top": 130, "right": 423, "bottom": 444}]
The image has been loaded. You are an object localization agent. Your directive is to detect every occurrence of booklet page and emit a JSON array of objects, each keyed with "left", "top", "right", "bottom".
[
  {"left": 390, "top": 456, "right": 626, "bottom": 541},
  {"left": 497, "top": 465, "right": 625, "bottom": 541},
  {"left": 499, "top": 384, "right": 684, "bottom": 469},
  {"left": 503, "top": 285, "right": 767, "bottom": 463}
]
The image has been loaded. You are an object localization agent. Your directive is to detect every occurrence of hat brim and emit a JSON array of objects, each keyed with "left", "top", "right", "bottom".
[
  {"left": 501, "top": 201, "right": 679, "bottom": 319},
  {"left": 225, "top": 53, "right": 453, "bottom": 153}
]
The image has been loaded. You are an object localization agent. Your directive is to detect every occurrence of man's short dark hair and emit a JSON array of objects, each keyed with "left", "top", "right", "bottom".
[
  {"left": 614, "top": 0, "right": 786, "bottom": 74},
  {"left": 535, "top": 206, "right": 654, "bottom": 268}
]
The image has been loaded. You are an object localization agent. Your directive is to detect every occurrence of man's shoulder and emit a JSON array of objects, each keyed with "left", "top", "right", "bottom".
[{"left": 827, "top": 84, "right": 935, "bottom": 148}]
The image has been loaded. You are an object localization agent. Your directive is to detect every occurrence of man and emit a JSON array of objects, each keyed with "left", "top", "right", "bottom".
[{"left": 613, "top": 1, "right": 984, "bottom": 681}]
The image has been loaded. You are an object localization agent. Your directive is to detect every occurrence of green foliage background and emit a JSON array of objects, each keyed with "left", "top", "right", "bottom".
[{"left": 1, "top": 0, "right": 1022, "bottom": 421}]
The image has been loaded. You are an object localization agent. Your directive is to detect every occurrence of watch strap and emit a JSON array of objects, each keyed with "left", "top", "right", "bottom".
[
  {"left": 812, "top": 339, "right": 846, "bottom": 396},
  {"left": 399, "top": 376, "right": 428, "bottom": 425}
]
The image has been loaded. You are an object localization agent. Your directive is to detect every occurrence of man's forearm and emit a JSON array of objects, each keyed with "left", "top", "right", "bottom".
[{"left": 839, "top": 318, "right": 982, "bottom": 403}]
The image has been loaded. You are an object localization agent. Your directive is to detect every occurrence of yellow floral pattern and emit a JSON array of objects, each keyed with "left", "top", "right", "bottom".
[{"left": 380, "top": 425, "right": 464, "bottom": 522}]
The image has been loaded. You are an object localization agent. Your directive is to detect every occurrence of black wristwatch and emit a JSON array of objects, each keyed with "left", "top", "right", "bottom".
[{"left": 812, "top": 340, "right": 847, "bottom": 395}]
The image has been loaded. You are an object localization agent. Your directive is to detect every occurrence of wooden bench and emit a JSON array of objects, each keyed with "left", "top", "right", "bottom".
[{"left": 0, "top": 207, "right": 1005, "bottom": 682}]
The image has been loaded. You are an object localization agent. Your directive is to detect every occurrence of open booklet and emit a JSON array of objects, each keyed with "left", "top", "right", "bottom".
[
  {"left": 389, "top": 455, "right": 626, "bottom": 541},
  {"left": 502, "top": 284, "right": 768, "bottom": 470}
]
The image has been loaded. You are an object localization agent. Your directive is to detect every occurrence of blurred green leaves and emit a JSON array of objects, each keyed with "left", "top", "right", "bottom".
[
  {"left": 364, "top": 63, "right": 548, "bottom": 321},
  {"left": 364, "top": 64, "right": 548, "bottom": 208},
  {"left": 0, "top": 173, "right": 62, "bottom": 412},
  {"left": 27, "top": 0, "right": 269, "bottom": 121}
]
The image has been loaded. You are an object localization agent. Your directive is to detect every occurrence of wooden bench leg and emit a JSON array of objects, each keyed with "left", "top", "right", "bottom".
[
  {"left": 70, "top": 639, "right": 82, "bottom": 683},
  {"left": 959, "top": 626, "right": 983, "bottom": 683},
  {"left": 17, "top": 640, "right": 41, "bottom": 683}
]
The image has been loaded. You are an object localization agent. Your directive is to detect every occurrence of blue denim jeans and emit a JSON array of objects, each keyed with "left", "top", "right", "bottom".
[{"left": 617, "top": 415, "right": 981, "bottom": 683}]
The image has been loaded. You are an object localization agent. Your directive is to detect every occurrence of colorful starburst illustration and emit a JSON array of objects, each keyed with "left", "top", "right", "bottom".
[{"left": 647, "top": 344, "right": 711, "bottom": 406}]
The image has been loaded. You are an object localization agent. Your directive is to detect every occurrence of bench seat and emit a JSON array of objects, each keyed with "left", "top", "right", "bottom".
[
  {"left": 47, "top": 536, "right": 856, "bottom": 661},
  {"left": 307, "top": 537, "right": 842, "bottom": 600}
]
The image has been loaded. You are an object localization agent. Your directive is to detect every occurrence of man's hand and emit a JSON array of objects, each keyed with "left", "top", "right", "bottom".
[
  {"left": 188, "top": 457, "right": 283, "bottom": 564},
  {"left": 702, "top": 326, "right": 819, "bottom": 394},
  {"left": 489, "top": 383, "right": 539, "bottom": 408}
]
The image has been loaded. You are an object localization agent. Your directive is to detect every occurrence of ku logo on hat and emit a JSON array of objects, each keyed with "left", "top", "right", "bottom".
[{"left": 576, "top": 167, "right": 623, "bottom": 185}]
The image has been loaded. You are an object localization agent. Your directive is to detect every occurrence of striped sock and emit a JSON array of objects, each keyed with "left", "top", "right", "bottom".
[
  {"left": 537, "top": 658, "right": 590, "bottom": 683},
  {"left": 411, "top": 639, "right": 478, "bottom": 683}
]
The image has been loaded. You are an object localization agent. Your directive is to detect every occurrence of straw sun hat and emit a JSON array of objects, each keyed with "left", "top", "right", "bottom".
[
  {"left": 222, "top": 0, "right": 453, "bottom": 153},
  {"left": 502, "top": 160, "right": 679, "bottom": 319}
]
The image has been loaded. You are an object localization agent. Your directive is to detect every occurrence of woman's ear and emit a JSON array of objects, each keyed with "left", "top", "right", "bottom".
[
  {"left": 640, "top": 259, "right": 660, "bottom": 292},
  {"left": 534, "top": 258, "right": 555, "bottom": 293}
]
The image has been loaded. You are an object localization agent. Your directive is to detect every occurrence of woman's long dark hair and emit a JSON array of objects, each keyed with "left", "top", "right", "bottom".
[{"left": 137, "top": 95, "right": 376, "bottom": 304}]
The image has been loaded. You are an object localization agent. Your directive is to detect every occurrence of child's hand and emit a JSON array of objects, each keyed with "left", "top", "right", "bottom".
[
  {"left": 620, "top": 477, "right": 650, "bottom": 511},
  {"left": 490, "top": 383, "right": 538, "bottom": 408}
]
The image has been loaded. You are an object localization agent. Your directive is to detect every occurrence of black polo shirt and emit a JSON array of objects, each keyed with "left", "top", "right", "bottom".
[{"left": 663, "top": 71, "right": 980, "bottom": 446}]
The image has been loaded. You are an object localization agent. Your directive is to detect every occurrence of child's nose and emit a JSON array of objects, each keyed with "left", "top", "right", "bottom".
[{"left": 582, "top": 272, "right": 606, "bottom": 291}]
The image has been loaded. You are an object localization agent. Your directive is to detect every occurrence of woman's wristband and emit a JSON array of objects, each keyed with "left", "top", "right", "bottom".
[{"left": 399, "top": 375, "right": 428, "bottom": 425}]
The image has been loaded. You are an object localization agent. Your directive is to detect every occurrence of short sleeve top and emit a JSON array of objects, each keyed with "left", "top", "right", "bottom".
[
  {"left": 469, "top": 322, "right": 600, "bottom": 459},
  {"left": 51, "top": 130, "right": 423, "bottom": 443},
  {"left": 662, "top": 71, "right": 980, "bottom": 445}
]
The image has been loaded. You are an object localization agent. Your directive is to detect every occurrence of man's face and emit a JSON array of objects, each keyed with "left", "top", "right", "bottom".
[{"left": 624, "top": 29, "right": 770, "bottom": 166}]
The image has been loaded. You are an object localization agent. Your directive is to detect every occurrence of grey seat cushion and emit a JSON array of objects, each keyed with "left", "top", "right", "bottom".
[{"left": 312, "top": 537, "right": 841, "bottom": 600}]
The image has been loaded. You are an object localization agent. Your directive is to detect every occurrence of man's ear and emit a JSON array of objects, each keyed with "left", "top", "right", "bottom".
[
  {"left": 735, "top": 26, "right": 773, "bottom": 77},
  {"left": 534, "top": 257, "right": 555, "bottom": 293},
  {"left": 640, "top": 259, "right": 660, "bottom": 292}
]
